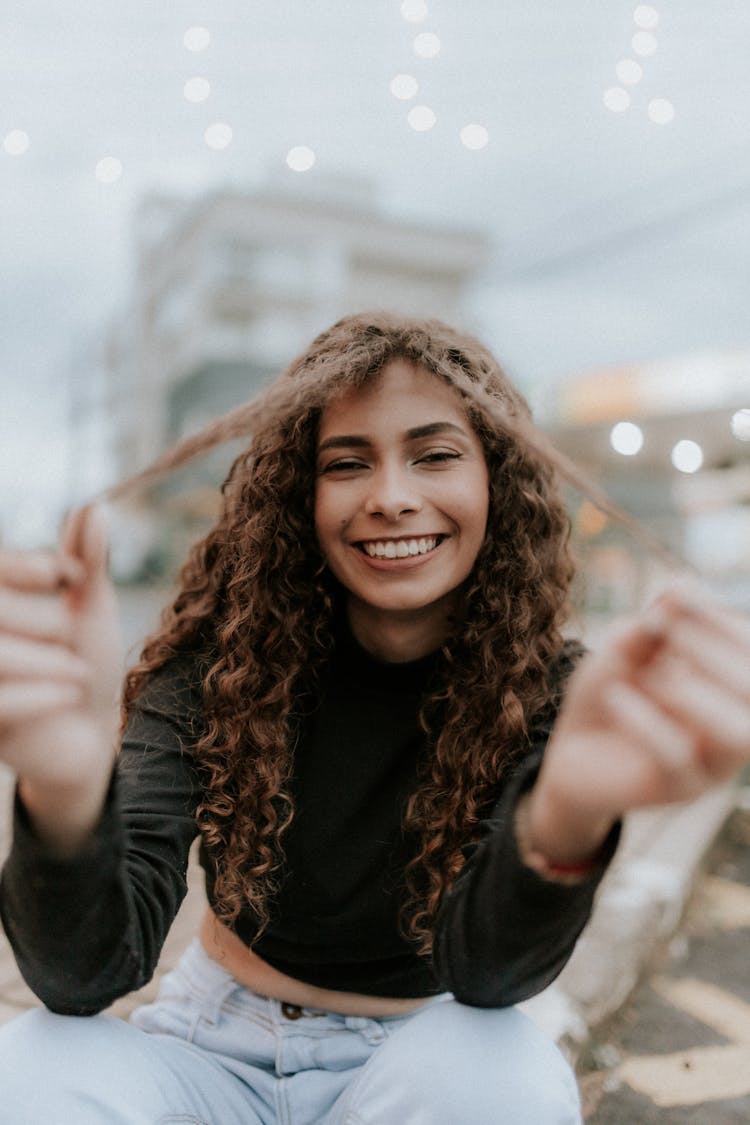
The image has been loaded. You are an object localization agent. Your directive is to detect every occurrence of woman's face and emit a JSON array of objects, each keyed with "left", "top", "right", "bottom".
[{"left": 314, "top": 359, "right": 490, "bottom": 651}]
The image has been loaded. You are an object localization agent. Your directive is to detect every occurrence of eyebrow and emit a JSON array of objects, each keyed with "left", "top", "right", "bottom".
[{"left": 317, "top": 421, "right": 467, "bottom": 454}]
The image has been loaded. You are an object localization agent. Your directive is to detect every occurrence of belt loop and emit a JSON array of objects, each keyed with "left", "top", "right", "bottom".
[
  {"left": 186, "top": 940, "right": 240, "bottom": 1025},
  {"left": 200, "top": 971, "right": 238, "bottom": 1025}
]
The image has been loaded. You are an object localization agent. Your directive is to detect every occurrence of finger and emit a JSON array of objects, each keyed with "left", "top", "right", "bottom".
[
  {"left": 662, "top": 581, "right": 750, "bottom": 654},
  {"left": 60, "top": 504, "right": 109, "bottom": 576},
  {"left": 639, "top": 656, "right": 750, "bottom": 766},
  {"left": 602, "top": 680, "right": 701, "bottom": 775},
  {"left": 0, "top": 636, "right": 89, "bottom": 682},
  {"left": 656, "top": 614, "right": 750, "bottom": 701},
  {"left": 0, "top": 681, "right": 83, "bottom": 725},
  {"left": 60, "top": 505, "right": 112, "bottom": 616},
  {"left": 591, "top": 613, "right": 667, "bottom": 682},
  {"left": 0, "top": 550, "right": 85, "bottom": 592},
  {"left": 0, "top": 588, "right": 73, "bottom": 644}
]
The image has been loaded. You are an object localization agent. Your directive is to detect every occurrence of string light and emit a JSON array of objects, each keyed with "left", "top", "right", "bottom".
[
  {"left": 460, "top": 123, "right": 489, "bottom": 150},
  {"left": 204, "top": 122, "right": 233, "bottom": 149},
  {"left": 413, "top": 32, "right": 441, "bottom": 58},
  {"left": 94, "top": 157, "right": 123, "bottom": 183},
  {"left": 604, "top": 12, "right": 668, "bottom": 121},
  {"left": 610, "top": 422, "right": 644, "bottom": 456},
  {"left": 671, "top": 439, "right": 703, "bottom": 473},
  {"left": 184, "top": 26, "right": 210, "bottom": 51},
  {"left": 632, "top": 31, "right": 658, "bottom": 56},
  {"left": 390, "top": 74, "right": 419, "bottom": 100},
  {"left": 576, "top": 500, "right": 609, "bottom": 537},
  {"left": 730, "top": 409, "right": 750, "bottom": 442},
  {"left": 400, "top": 0, "right": 428, "bottom": 22},
  {"left": 286, "top": 145, "right": 316, "bottom": 172},
  {"left": 648, "top": 97, "right": 674, "bottom": 124},
  {"left": 183, "top": 77, "right": 210, "bottom": 103},
  {"left": 633, "top": 5, "right": 659, "bottom": 30},
  {"left": 616, "top": 59, "right": 643, "bottom": 85},
  {"left": 603, "top": 87, "right": 631, "bottom": 113},
  {"left": 3, "top": 129, "right": 29, "bottom": 155},
  {"left": 407, "top": 105, "right": 436, "bottom": 131}
]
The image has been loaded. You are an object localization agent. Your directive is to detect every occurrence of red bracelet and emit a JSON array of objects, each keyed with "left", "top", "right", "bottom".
[{"left": 514, "top": 796, "right": 601, "bottom": 885}]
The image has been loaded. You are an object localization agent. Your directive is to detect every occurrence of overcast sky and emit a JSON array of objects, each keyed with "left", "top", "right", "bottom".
[{"left": 2, "top": 0, "right": 748, "bottom": 543}]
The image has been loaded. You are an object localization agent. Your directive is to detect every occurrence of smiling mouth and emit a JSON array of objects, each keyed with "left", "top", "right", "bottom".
[{"left": 356, "top": 535, "right": 445, "bottom": 559}]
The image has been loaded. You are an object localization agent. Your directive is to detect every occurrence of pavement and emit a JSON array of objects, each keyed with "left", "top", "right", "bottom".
[
  {"left": 0, "top": 584, "right": 748, "bottom": 1120},
  {"left": 577, "top": 795, "right": 750, "bottom": 1123}
]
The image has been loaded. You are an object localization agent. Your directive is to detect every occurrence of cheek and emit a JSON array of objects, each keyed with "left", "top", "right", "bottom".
[
  {"left": 313, "top": 488, "right": 327, "bottom": 546},
  {"left": 313, "top": 487, "right": 345, "bottom": 550},
  {"left": 459, "top": 469, "right": 490, "bottom": 539}
]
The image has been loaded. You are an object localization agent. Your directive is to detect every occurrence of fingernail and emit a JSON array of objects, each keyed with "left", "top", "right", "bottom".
[
  {"left": 57, "top": 556, "right": 86, "bottom": 588},
  {"left": 643, "top": 599, "right": 670, "bottom": 635}
]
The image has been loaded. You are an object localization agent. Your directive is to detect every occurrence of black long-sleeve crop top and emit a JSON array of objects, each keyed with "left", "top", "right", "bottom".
[{"left": 0, "top": 624, "right": 618, "bottom": 1016}]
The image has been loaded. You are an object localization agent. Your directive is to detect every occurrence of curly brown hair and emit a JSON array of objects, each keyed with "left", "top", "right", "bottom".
[{"left": 120, "top": 311, "right": 577, "bottom": 955}]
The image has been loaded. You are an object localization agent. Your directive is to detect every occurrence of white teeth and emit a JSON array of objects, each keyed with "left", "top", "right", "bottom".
[{"left": 361, "top": 537, "right": 439, "bottom": 558}]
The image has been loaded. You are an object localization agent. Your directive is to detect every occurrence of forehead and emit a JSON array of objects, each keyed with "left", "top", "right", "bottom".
[{"left": 318, "top": 358, "right": 468, "bottom": 437}]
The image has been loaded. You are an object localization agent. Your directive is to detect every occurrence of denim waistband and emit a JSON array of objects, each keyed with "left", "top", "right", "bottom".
[{"left": 171, "top": 938, "right": 451, "bottom": 1033}]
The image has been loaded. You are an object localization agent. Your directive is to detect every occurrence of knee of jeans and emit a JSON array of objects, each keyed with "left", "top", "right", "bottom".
[
  {"left": 0, "top": 1009, "right": 126, "bottom": 1096},
  {"left": 343, "top": 1001, "right": 581, "bottom": 1124}
]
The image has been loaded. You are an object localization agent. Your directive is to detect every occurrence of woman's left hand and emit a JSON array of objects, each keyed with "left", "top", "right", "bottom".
[{"left": 525, "top": 583, "right": 750, "bottom": 863}]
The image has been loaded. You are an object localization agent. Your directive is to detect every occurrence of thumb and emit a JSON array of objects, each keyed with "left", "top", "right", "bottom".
[
  {"left": 605, "top": 601, "right": 669, "bottom": 677},
  {"left": 60, "top": 504, "right": 110, "bottom": 580}
]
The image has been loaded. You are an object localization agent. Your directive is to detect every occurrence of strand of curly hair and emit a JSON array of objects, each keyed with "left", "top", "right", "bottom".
[{"left": 116, "top": 312, "right": 684, "bottom": 954}]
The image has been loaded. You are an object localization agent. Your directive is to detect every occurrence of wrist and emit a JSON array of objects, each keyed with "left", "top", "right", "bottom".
[
  {"left": 18, "top": 767, "right": 112, "bottom": 856},
  {"left": 515, "top": 790, "right": 613, "bottom": 884}
]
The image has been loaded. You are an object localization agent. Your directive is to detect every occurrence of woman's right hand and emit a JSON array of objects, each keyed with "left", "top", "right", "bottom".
[{"left": 0, "top": 504, "right": 123, "bottom": 852}]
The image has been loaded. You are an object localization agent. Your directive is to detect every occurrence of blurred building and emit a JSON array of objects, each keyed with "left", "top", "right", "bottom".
[
  {"left": 540, "top": 350, "right": 750, "bottom": 625},
  {"left": 105, "top": 174, "right": 487, "bottom": 577}
]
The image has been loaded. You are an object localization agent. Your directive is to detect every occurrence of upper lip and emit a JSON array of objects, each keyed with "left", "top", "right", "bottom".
[{"left": 353, "top": 533, "right": 444, "bottom": 544}]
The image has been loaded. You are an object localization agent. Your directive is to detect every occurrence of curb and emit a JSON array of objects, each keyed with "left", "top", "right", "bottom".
[{"left": 518, "top": 780, "right": 739, "bottom": 1058}]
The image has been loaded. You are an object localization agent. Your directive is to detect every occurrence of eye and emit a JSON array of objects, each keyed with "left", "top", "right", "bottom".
[
  {"left": 415, "top": 450, "right": 463, "bottom": 465},
  {"left": 319, "top": 458, "right": 368, "bottom": 474}
]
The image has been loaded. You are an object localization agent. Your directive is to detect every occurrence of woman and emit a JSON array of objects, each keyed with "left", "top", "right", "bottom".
[{"left": 0, "top": 313, "right": 747, "bottom": 1124}]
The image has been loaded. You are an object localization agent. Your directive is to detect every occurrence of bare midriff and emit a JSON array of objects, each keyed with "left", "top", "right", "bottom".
[{"left": 199, "top": 907, "right": 430, "bottom": 1017}]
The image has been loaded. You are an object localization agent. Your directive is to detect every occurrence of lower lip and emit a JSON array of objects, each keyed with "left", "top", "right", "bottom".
[{"left": 352, "top": 541, "right": 444, "bottom": 571}]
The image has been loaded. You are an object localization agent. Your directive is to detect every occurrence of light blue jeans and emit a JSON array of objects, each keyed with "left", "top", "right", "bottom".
[{"left": 0, "top": 940, "right": 582, "bottom": 1123}]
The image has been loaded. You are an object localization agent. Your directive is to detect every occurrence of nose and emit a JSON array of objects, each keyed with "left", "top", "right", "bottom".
[{"left": 364, "top": 464, "right": 422, "bottom": 521}]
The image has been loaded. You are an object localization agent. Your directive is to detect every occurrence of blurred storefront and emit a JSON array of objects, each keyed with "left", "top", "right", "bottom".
[{"left": 540, "top": 350, "right": 750, "bottom": 632}]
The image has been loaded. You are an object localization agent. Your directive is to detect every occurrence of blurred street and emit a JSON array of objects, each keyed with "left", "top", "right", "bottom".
[{"left": 579, "top": 800, "right": 750, "bottom": 1123}]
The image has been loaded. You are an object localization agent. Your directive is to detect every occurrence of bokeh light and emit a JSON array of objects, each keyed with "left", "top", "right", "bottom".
[
  {"left": 633, "top": 5, "right": 659, "bottom": 29},
  {"left": 603, "top": 87, "right": 631, "bottom": 113},
  {"left": 3, "top": 129, "right": 30, "bottom": 155},
  {"left": 408, "top": 105, "right": 437, "bottom": 131},
  {"left": 576, "top": 500, "right": 609, "bottom": 538},
  {"left": 286, "top": 145, "right": 316, "bottom": 172},
  {"left": 648, "top": 98, "right": 675, "bottom": 125},
  {"left": 94, "top": 157, "right": 123, "bottom": 183},
  {"left": 413, "top": 32, "right": 441, "bottom": 58},
  {"left": 730, "top": 408, "right": 750, "bottom": 442},
  {"left": 610, "top": 421, "right": 644, "bottom": 456},
  {"left": 183, "top": 77, "right": 211, "bottom": 103},
  {"left": 632, "top": 31, "right": 658, "bottom": 56},
  {"left": 460, "top": 123, "right": 489, "bottom": 150},
  {"left": 390, "top": 74, "right": 419, "bottom": 100},
  {"left": 671, "top": 439, "right": 704, "bottom": 473},
  {"left": 204, "top": 122, "right": 233, "bottom": 149},
  {"left": 400, "top": 0, "right": 428, "bottom": 22},
  {"left": 184, "top": 26, "right": 210, "bottom": 51},
  {"left": 616, "top": 59, "right": 643, "bottom": 85}
]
